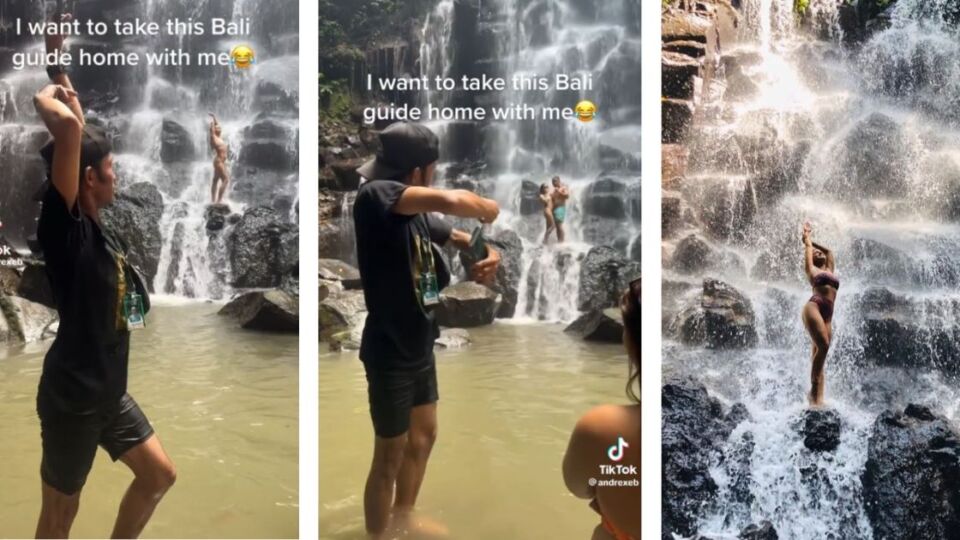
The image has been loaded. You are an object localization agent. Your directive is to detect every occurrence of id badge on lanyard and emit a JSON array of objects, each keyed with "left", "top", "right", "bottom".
[
  {"left": 123, "top": 291, "right": 146, "bottom": 330},
  {"left": 416, "top": 229, "right": 441, "bottom": 307},
  {"left": 106, "top": 233, "right": 146, "bottom": 331}
]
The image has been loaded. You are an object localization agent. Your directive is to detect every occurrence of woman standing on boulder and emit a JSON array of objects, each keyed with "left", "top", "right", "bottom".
[
  {"left": 539, "top": 183, "right": 555, "bottom": 244},
  {"left": 802, "top": 222, "right": 838, "bottom": 407}
]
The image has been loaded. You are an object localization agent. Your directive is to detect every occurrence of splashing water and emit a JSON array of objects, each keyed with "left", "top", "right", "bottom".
[
  {"left": 420, "top": 0, "right": 640, "bottom": 320},
  {"left": 666, "top": 0, "right": 960, "bottom": 537}
]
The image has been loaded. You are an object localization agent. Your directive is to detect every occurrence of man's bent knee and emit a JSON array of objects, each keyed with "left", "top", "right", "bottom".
[{"left": 140, "top": 462, "right": 177, "bottom": 496}]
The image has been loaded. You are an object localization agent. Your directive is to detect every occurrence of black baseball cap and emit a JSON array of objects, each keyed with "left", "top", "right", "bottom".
[
  {"left": 39, "top": 124, "right": 113, "bottom": 173},
  {"left": 356, "top": 121, "right": 440, "bottom": 181}
]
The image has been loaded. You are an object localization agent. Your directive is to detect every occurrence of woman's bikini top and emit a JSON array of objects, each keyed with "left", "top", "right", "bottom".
[{"left": 813, "top": 271, "right": 840, "bottom": 290}]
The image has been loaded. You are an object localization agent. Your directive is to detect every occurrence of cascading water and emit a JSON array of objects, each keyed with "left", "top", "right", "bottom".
[
  {"left": 665, "top": 0, "right": 960, "bottom": 537},
  {"left": 0, "top": 0, "right": 299, "bottom": 300},
  {"left": 419, "top": 0, "right": 641, "bottom": 322}
]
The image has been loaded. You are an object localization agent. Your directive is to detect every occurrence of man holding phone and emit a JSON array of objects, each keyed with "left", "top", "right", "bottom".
[{"left": 353, "top": 121, "right": 501, "bottom": 537}]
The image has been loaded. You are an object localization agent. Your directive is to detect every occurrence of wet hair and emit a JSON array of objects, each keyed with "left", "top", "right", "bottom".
[
  {"left": 539, "top": 183, "right": 549, "bottom": 194},
  {"left": 552, "top": 176, "right": 561, "bottom": 184},
  {"left": 621, "top": 278, "right": 641, "bottom": 403}
]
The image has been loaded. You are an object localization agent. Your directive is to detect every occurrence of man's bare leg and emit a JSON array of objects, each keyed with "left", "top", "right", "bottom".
[
  {"left": 365, "top": 433, "right": 407, "bottom": 537},
  {"left": 110, "top": 435, "right": 177, "bottom": 539},
  {"left": 394, "top": 404, "right": 438, "bottom": 509},
  {"left": 36, "top": 482, "right": 81, "bottom": 539},
  {"left": 556, "top": 220, "right": 565, "bottom": 243},
  {"left": 392, "top": 403, "right": 447, "bottom": 537}
]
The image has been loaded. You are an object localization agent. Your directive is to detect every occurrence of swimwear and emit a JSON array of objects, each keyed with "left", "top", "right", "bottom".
[
  {"left": 809, "top": 294, "right": 834, "bottom": 323},
  {"left": 553, "top": 206, "right": 566, "bottom": 224},
  {"left": 812, "top": 271, "right": 840, "bottom": 289}
]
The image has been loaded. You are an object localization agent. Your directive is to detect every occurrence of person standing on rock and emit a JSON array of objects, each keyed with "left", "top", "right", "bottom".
[
  {"left": 802, "top": 221, "right": 838, "bottom": 407},
  {"left": 209, "top": 113, "right": 229, "bottom": 204},
  {"left": 353, "top": 121, "right": 501, "bottom": 538},
  {"left": 539, "top": 183, "right": 556, "bottom": 244},
  {"left": 550, "top": 175, "right": 570, "bottom": 243},
  {"left": 563, "top": 278, "right": 641, "bottom": 540},
  {"left": 32, "top": 16, "right": 176, "bottom": 539}
]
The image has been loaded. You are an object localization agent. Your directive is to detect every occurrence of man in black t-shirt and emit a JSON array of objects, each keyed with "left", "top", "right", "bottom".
[
  {"left": 354, "top": 121, "right": 501, "bottom": 537},
  {"left": 32, "top": 18, "right": 175, "bottom": 539}
]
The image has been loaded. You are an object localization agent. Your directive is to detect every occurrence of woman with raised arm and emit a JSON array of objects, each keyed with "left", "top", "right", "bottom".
[
  {"left": 801, "top": 222, "right": 838, "bottom": 407},
  {"left": 562, "top": 279, "right": 641, "bottom": 540},
  {"left": 33, "top": 14, "right": 175, "bottom": 539}
]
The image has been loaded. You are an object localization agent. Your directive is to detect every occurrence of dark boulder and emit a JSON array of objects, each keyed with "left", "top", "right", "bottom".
[
  {"left": 218, "top": 289, "right": 298, "bottom": 333},
  {"left": 739, "top": 521, "right": 778, "bottom": 540},
  {"left": 319, "top": 289, "right": 366, "bottom": 342},
  {"left": 101, "top": 182, "right": 164, "bottom": 289},
  {"left": 435, "top": 282, "right": 501, "bottom": 328},
  {"left": 699, "top": 181, "right": 756, "bottom": 242},
  {"left": 671, "top": 279, "right": 758, "bottom": 349},
  {"left": 0, "top": 294, "right": 58, "bottom": 344},
  {"left": 205, "top": 204, "right": 231, "bottom": 232},
  {"left": 663, "top": 98, "right": 695, "bottom": 144},
  {"left": 583, "top": 177, "right": 630, "bottom": 220},
  {"left": 800, "top": 409, "right": 842, "bottom": 452},
  {"left": 519, "top": 180, "right": 545, "bottom": 216},
  {"left": 239, "top": 133, "right": 298, "bottom": 172},
  {"left": 662, "top": 192, "right": 684, "bottom": 239},
  {"left": 326, "top": 157, "right": 365, "bottom": 191},
  {"left": 663, "top": 378, "right": 751, "bottom": 539},
  {"left": 578, "top": 246, "right": 641, "bottom": 312},
  {"left": 750, "top": 249, "right": 799, "bottom": 283},
  {"left": 862, "top": 404, "right": 960, "bottom": 539},
  {"left": 318, "top": 259, "right": 362, "bottom": 290},
  {"left": 670, "top": 235, "right": 717, "bottom": 275},
  {"left": 0, "top": 265, "right": 20, "bottom": 296},
  {"left": 598, "top": 145, "right": 641, "bottom": 173},
  {"left": 581, "top": 216, "right": 635, "bottom": 254},
  {"left": 228, "top": 207, "right": 298, "bottom": 288},
  {"left": 564, "top": 308, "right": 624, "bottom": 343},
  {"left": 837, "top": 113, "right": 911, "bottom": 198},
  {"left": 160, "top": 119, "right": 195, "bottom": 163},
  {"left": 856, "top": 287, "right": 960, "bottom": 375},
  {"left": 663, "top": 51, "right": 701, "bottom": 100}
]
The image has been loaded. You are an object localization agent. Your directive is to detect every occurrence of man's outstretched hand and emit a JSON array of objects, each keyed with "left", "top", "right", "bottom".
[{"left": 470, "top": 245, "right": 500, "bottom": 286}]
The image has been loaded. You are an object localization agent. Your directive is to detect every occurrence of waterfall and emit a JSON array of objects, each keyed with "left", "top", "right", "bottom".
[
  {"left": 419, "top": 0, "right": 640, "bottom": 322},
  {"left": 666, "top": 0, "right": 960, "bottom": 536},
  {"left": 0, "top": 0, "right": 299, "bottom": 300}
]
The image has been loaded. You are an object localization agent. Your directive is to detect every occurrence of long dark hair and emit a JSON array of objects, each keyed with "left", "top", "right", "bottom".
[{"left": 621, "top": 278, "right": 640, "bottom": 403}]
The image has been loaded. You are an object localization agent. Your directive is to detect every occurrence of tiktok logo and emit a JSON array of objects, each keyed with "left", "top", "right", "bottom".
[{"left": 607, "top": 436, "right": 629, "bottom": 462}]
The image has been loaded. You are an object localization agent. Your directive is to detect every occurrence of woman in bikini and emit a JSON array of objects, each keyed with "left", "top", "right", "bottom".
[
  {"left": 539, "top": 183, "right": 556, "bottom": 244},
  {"left": 801, "top": 222, "right": 838, "bottom": 407},
  {"left": 562, "top": 279, "right": 641, "bottom": 540}
]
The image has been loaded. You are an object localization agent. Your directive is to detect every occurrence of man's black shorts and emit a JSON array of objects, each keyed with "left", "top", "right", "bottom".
[
  {"left": 364, "top": 363, "right": 439, "bottom": 438},
  {"left": 37, "top": 391, "right": 155, "bottom": 495}
]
